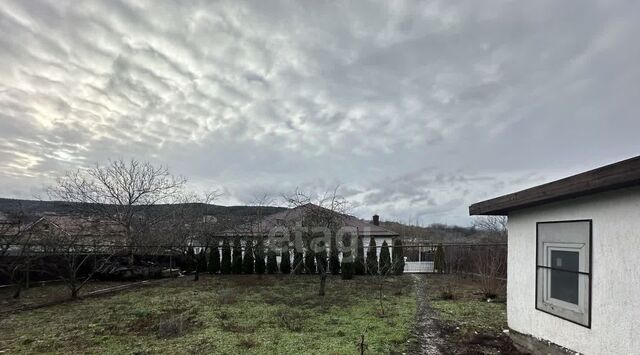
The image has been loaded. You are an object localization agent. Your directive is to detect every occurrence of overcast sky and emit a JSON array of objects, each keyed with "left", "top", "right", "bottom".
[{"left": 1, "top": 0, "right": 639, "bottom": 225}]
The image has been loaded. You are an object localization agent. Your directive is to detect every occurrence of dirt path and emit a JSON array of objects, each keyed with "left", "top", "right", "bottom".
[{"left": 407, "top": 274, "right": 445, "bottom": 355}]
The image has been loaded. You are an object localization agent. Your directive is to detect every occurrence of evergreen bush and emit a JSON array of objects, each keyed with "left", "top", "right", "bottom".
[
  {"left": 281, "top": 247, "right": 292, "bottom": 274},
  {"left": 434, "top": 244, "right": 446, "bottom": 273},
  {"left": 341, "top": 233, "right": 354, "bottom": 280},
  {"left": 197, "top": 249, "right": 208, "bottom": 273},
  {"left": 185, "top": 246, "right": 195, "bottom": 273},
  {"left": 208, "top": 243, "right": 220, "bottom": 274},
  {"left": 329, "top": 236, "right": 340, "bottom": 275},
  {"left": 366, "top": 237, "right": 378, "bottom": 275},
  {"left": 254, "top": 238, "right": 266, "bottom": 274},
  {"left": 243, "top": 240, "right": 255, "bottom": 274},
  {"left": 293, "top": 251, "right": 303, "bottom": 274},
  {"left": 355, "top": 237, "right": 366, "bottom": 275},
  {"left": 392, "top": 239, "right": 405, "bottom": 275},
  {"left": 220, "top": 240, "right": 231, "bottom": 274},
  {"left": 232, "top": 238, "right": 243, "bottom": 274},
  {"left": 266, "top": 249, "right": 278, "bottom": 274},
  {"left": 304, "top": 248, "right": 316, "bottom": 274},
  {"left": 379, "top": 241, "right": 391, "bottom": 275}
]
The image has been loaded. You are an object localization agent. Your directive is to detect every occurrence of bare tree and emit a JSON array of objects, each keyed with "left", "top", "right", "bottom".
[
  {"left": 0, "top": 211, "right": 35, "bottom": 299},
  {"left": 158, "top": 190, "right": 222, "bottom": 281},
  {"left": 283, "top": 186, "right": 349, "bottom": 297},
  {"left": 473, "top": 216, "right": 507, "bottom": 239},
  {"left": 473, "top": 245, "right": 507, "bottom": 298},
  {"left": 367, "top": 248, "right": 404, "bottom": 316},
  {"left": 49, "top": 159, "right": 187, "bottom": 265},
  {"left": 35, "top": 219, "right": 118, "bottom": 299}
]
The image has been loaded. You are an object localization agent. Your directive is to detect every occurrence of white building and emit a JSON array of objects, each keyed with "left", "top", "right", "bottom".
[{"left": 470, "top": 156, "right": 640, "bottom": 355}]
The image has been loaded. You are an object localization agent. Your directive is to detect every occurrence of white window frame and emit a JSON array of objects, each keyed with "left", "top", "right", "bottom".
[
  {"left": 536, "top": 220, "right": 592, "bottom": 328},
  {"left": 541, "top": 242, "right": 587, "bottom": 313}
]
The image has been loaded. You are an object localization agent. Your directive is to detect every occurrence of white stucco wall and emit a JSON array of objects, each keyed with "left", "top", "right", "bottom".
[{"left": 507, "top": 186, "right": 640, "bottom": 355}]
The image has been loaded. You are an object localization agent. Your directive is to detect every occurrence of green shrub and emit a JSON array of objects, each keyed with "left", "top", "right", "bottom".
[
  {"left": 355, "top": 237, "right": 366, "bottom": 275},
  {"left": 243, "top": 241, "right": 255, "bottom": 274},
  {"left": 366, "top": 237, "right": 378, "bottom": 275},
  {"left": 392, "top": 239, "right": 405, "bottom": 275},
  {"left": 254, "top": 238, "right": 266, "bottom": 274},
  {"left": 220, "top": 240, "right": 232, "bottom": 274},
  {"left": 232, "top": 238, "right": 243, "bottom": 274}
]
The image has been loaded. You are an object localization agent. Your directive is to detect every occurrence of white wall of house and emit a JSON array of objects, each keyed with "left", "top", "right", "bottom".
[
  {"left": 507, "top": 186, "right": 640, "bottom": 354},
  {"left": 362, "top": 236, "right": 395, "bottom": 259}
]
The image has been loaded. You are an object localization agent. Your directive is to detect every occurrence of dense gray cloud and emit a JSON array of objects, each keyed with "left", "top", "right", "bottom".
[{"left": 1, "top": 0, "right": 639, "bottom": 225}]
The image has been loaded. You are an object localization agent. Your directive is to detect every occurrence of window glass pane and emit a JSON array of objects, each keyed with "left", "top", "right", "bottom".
[
  {"left": 550, "top": 250, "right": 579, "bottom": 304},
  {"left": 551, "top": 250, "right": 579, "bottom": 271}
]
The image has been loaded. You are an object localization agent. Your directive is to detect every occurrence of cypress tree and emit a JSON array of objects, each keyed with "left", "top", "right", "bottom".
[
  {"left": 341, "top": 233, "right": 354, "bottom": 280},
  {"left": 305, "top": 248, "right": 316, "bottom": 274},
  {"left": 197, "top": 249, "right": 208, "bottom": 272},
  {"left": 281, "top": 247, "right": 292, "bottom": 274},
  {"left": 185, "top": 246, "right": 195, "bottom": 273},
  {"left": 266, "top": 249, "right": 278, "bottom": 274},
  {"left": 232, "top": 238, "right": 243, "bottom": 274},
  {"left": 254, "top": 238, "right": 266, "bottom": 274},
  {"left": 379, "top": 241, "right": 391, "bottom": 275},
  {"left": 329, "top": 236, "right": 340, "bottom": 275},
  {"left": 243, "top": 240, "right": 255, "bottom": 274},
  {"left": 293, "top": 250, "right": 304, "bottom": 274},
  {"left": 315, "top": 238, "right": 328, "bottom": 274},
  {"left": 220, "top": 240, "right": 231, "bottom": 274},
  {"left": 355, "top": 237, "right": 366, "bottom": 275},
  {"left": 366, "top": 237, "right": 378, "bottom": 275},
  {"left": 208, "top": 243, "right": 220, "bottom": 274},
  {"left": 434, "top": 244, "right": 446, "bottom": 273},
  {"left": 341, "top": 259, "right": 354, "bottom": 280},
  {"left": 392, "top": 239, "right": 405, "bottom": 275}
]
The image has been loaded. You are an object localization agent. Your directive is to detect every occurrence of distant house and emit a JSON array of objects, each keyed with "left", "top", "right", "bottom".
[
  {"left": 470, "top": 156, "right": 640, "bottom": 354},
  {"left": 1, "top": 214, "right": 127, "bottom": 255},
  {"left": 216, "top": 203, "right": 399, "bottom": 264}
]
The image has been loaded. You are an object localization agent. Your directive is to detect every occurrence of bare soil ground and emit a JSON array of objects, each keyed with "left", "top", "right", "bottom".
[{"left": 421, "top": 274, "right": 528, "bottom": 355}]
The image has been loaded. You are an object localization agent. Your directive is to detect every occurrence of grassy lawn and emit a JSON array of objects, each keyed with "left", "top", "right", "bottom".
[
  {"left": 0, "top": 281, "right": 136, "bottom": 313},
  {"left": 0, "top": 275, "right": 416, "bottom": 354}
]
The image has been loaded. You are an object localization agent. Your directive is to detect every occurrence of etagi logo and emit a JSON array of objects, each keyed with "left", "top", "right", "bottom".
[{"left": 266, "top": 226, "right": 366, "bottom": 262}]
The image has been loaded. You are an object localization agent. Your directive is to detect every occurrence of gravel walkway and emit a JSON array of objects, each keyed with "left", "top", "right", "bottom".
[{"left": 407, "top": 274, "right": 444, "bottom": 355}]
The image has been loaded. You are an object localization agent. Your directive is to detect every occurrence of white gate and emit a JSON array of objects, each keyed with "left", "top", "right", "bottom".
[
  {"left": 404, "top": 261, "right": 434, "bottom": 273},
  {"left": 402, "top": 245, "right": 435, "bottom": 273}
]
